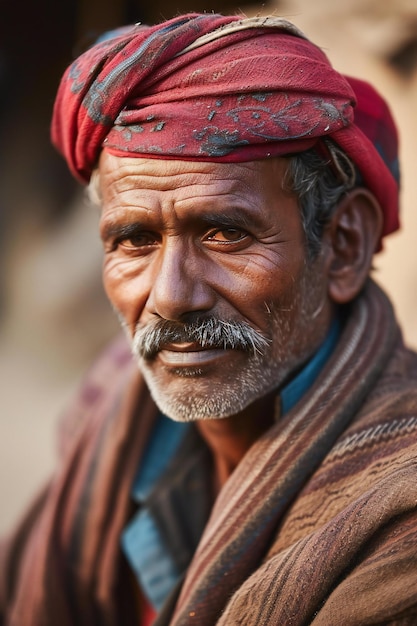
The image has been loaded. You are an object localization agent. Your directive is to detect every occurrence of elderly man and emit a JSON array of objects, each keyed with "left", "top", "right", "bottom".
[{"left": 1, "top": 12, "right": 417, "bottom": 626}]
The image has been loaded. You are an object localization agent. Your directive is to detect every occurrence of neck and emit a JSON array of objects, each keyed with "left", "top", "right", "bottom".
[{"left": 196, "top": 392, "right": 275, "bottom": 493}]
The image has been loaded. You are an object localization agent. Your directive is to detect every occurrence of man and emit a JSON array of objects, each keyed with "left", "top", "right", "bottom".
[{"left": 1, "top": 12, "right": 417, "bottom": 626}]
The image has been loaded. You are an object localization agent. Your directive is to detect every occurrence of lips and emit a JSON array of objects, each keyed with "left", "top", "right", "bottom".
[{"left": 157, "top": 342, "right": 231, "bottom": 367}]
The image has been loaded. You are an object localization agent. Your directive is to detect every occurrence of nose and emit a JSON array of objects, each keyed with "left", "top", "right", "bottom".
[{"left": 146, "top": 238, "right": 215, "bottom": 321}]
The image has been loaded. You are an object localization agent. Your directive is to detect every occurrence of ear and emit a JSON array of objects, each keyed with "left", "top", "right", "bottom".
[{"left": 323, "top": 188, "right": 383, "bottom": 304}]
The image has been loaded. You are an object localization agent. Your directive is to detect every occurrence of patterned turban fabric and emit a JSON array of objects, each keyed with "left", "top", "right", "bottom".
[{"left": 51, "top": 13, "right": 400, "bottom": 242}]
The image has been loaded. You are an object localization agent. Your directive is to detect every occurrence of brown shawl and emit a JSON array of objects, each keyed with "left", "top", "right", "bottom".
[{"left": 1, "top": 279, "right": 417, "bottom": 625}]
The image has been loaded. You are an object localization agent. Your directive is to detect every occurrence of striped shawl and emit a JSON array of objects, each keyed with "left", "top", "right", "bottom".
[{"left": 1, "top": 279, "right": 417, "bottom": 625}]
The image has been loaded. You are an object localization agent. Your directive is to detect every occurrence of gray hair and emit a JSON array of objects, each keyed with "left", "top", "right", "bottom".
[
  {"left": 285, "top": 140, "right": 358, "bottom": 258},
  {"left": 88, "top": 139, "right": 358, "bottom": 258}
]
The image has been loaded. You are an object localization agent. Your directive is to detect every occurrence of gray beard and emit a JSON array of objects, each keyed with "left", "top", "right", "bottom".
[
  {"left": 130, "top": 316, "right": 278, "bottom": 421},
  {"left": 125, "top": 315, "right": 315, "bottom": 422},
  {"left": 138, "top": 348, "right": 290, "bottom": 422}
]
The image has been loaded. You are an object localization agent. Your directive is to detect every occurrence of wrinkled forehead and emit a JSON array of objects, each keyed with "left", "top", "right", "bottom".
[
  {"left": 96, "top": 152, "right": 306, "bottom": 256},
  {"left": 94, "top": 150, "right": 293, "bottom": 203}
]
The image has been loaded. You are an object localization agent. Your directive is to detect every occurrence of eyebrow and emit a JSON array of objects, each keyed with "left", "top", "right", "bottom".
[
  {"left": 100, "top": 206, "right": 262, "bottom": 241},
  {"left": 100, "top": 221, "right": 146, "bottom": 242},
  {"left": 197, "top": 207, "right": 262, "bottom": 230}
]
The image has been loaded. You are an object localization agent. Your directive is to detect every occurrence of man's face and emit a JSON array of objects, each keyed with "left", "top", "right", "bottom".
[{"left": 99, "top": 152, "right": 333, "bottom": 422}]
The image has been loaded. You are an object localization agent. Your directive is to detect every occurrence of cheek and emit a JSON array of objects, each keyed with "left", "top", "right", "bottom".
[
  {"left": 102, "top": 260, "right": 149, "bottom": 327},
  {"left": 269, "top": 261, "right": 331, "bottom": 352},
  {"left": 221, "top": 255, "right": 306, "bottom": 326}
]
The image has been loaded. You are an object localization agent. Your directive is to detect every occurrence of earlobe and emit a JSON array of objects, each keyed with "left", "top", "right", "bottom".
[{"left": 325, "top": 188, "right": 383, "bottom": 304}]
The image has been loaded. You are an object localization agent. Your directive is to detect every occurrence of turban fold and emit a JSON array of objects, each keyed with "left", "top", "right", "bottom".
[{"left": 51, "top": 13, "right": 400, "bottom": 242}]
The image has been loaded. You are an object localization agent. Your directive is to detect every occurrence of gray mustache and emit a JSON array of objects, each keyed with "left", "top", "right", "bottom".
[{"left": 132, "top": 317, "right": 270, "bottom": 360}]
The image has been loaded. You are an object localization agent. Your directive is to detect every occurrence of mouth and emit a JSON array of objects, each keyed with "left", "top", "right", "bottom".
[{"left": 156, "top": 342, "right": 233, "bottom": 368}]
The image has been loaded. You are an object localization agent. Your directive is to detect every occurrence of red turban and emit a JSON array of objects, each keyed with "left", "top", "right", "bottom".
[{"left": 51, "top": 13, "right": 400, "bottom": 242}]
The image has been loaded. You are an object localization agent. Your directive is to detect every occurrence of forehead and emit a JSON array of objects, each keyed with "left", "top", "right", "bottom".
[
  {"left": 98, "top": 150, "right": 291, "bottom": 194},
  {"left": 97, "top": 150, "right": 301, "bottom": 232}
]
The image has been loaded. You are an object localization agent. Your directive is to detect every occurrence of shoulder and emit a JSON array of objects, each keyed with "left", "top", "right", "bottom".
[
  {"left": 276, "top": 335, "right": 417, "bottom": 544},
  {"left": 217, "top": 305, "right": 417, "bottom": 624}
]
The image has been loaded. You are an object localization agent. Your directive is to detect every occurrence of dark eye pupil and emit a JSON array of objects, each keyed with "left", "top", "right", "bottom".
[{"left": 222, "top": 229, "right": 241, "bottom": 240}]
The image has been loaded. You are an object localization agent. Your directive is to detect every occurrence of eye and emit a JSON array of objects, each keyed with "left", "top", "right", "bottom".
[
  {"left": 119, "top": 233, "right": 156, "bottom": 248},
  {"left": 206, "top": 228, "right": 248, "bottom": 243},
  {"left": 110, "top": 231, "right": 160, "bottom": 254}
]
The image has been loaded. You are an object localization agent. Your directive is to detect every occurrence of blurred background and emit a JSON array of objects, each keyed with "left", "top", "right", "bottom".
[{"left": 1, "top": 0, "right": 417, "bottom": 534}]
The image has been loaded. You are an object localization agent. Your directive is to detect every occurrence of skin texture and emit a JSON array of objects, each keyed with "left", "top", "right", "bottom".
[{"left": 98, "top": 151, "right": 381, "bottom": 486}]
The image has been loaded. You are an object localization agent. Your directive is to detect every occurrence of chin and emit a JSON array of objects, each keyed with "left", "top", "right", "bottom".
[{"left": 141, "top": 367, "right": 280, "bottom": 423}]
